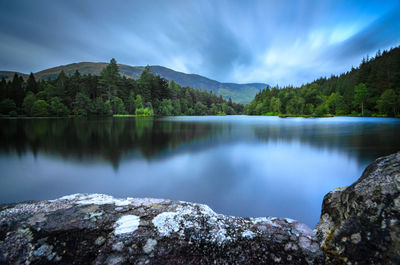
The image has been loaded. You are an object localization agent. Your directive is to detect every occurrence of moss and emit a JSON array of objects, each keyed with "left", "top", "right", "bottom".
[
  {"left": 321, "top": 227, "right": 336, "bottom": 251},
  {"left": 321, "top": 228, "right": 350, "bottom": 264}
]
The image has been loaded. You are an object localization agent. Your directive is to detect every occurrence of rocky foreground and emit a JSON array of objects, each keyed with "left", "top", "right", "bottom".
[
  {"left": 0, "top": 152, "right": 399, "bottom": 264},
  {"left": 316, "top": 152, "right": 400, "bottom": 264}
]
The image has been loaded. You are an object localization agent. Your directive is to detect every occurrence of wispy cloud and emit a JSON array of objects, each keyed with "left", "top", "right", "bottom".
[{"left": 0, "top": 0, "right": 399, "bottom": 85}]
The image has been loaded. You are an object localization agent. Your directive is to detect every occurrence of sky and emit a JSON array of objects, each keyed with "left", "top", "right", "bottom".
[{"left": 0, "top": 0, "right": 399, "bottom": 86}]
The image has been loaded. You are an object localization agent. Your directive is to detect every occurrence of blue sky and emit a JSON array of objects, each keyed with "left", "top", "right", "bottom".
[{"left": 0, "top": 0, "right": 399, "bottom": 86}]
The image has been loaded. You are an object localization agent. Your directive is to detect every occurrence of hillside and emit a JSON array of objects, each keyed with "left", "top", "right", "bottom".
[
  {"left": 246, "top": 46, "right": 400, "bottom": 117},
  {"left": 0, "top": 59, "right": 244, "bottom": 117},
  {"left": 0, "top": 63, "right": 267, "bottom": 104}
]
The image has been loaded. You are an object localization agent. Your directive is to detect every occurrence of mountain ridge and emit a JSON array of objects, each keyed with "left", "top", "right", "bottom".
[{"left": 0, "top": 62, "right": 267, "bottom": 104}]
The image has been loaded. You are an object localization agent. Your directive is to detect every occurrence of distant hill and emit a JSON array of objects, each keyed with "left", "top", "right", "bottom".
[{"left": 0, "top": 63, "right": 267, "bottom": 104}]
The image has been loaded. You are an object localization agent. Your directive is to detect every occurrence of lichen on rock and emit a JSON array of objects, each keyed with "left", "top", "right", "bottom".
[
  {"left": 2, "top": 152, "right": 400, "bottom": 264},
  {"left": 316, "top": 152, "right": 400, "bottom": 264},
  {"left": 0, "top": 192, "right": 324, "bottom": 264}
]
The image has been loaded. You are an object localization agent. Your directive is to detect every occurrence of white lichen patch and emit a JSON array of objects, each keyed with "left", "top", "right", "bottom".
[
  {"left": 152, "top": 203, "right": 232, "bottom": 244},
  {"left": 152, "top": 204, "right": 215, "bottom": 237},
  {"left": 294, "top": 222, "right": 314, "bottom": 237},
  {"left": 131, "top": 198, "right": 166, "bottom": 207},
  {"left": 197, "top": 204, "right": 217, "bottom": 216},
  {"left": 143, "top": 238, "right": 157, "bottom": 254},
  {"left": 0, "top": 201, "right": 70, "bottom": 219},
  {"left": 251, "top": 217, "right": 280, "bottom": 227},
  {"left": 152, "top": 211, "right": 182, "bottom": 236},
  {"left": 214, "top": 228, "right": 232, "bottom": 243},
  {"left": 241, "top": 230, "right": 255, "bottom": 239},
  {"left": 299, "top": 236, "right": 312, "bottom": 249},
  {"left": 54, "top": 193, "right": 133, "bottom": 207},
  {"left": 114, "top": 215, "right": 140, "bottom": 235},
  {"left": 315, "top": 213, "right": 335, "bottom": 244}
]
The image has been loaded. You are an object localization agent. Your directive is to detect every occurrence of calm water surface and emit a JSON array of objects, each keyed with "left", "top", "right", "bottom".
[{"left": 1, "top": 116, "right": 399, "bottom": 227}]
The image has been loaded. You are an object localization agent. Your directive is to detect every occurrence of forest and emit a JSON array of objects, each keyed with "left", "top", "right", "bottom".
[
  {"left": 0, "top": 59, "right": 244, "bottom": 117},
  {"left": 246, "top": 46, "right": 400, "bottom": 117}
]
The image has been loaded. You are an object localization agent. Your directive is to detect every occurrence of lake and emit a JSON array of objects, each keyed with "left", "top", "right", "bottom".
[{"left": 0, "top": 116, "right": 399, "bottom": 227}]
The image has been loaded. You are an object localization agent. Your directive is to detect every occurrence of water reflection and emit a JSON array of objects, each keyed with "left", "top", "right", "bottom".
[
  {"left": 0, "top": 116, "right": 399, "bottom": 227},
  {"left": 0, "top": 118, "right": 225, "bottom": 168}
]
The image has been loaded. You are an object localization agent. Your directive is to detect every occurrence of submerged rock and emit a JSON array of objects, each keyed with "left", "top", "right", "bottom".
[
  {"left": 316, "top": 152, "right": 400, "bottom": 264},
  {"left": 0, "top": 193, "right": 324, "bottom": 264}
]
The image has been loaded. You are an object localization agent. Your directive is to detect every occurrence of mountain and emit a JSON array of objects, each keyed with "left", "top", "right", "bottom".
[{"left": 0, "top": 63, "right": 267, "bottom": 104}]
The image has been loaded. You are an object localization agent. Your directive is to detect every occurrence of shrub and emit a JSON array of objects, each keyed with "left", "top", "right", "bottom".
[
  {"left": 135, "top": 107, "right": 153, "bottom": 116},
  {"left": 335, "top": 110, "right": 347, "bottom": 116},
  {"left": 31, "top": 100, "right": 49, "bottom": 117},
  {"left": 0, "top": 98, "right": 17, "bottom": 114}
]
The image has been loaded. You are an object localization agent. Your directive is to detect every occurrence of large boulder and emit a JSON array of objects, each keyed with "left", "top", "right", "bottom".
[
  {"left": 316, "top": 152, "right": 400, "bottom": 264},
  {"left": 0, "top": 193, "right": 324, "bottom": 264}
]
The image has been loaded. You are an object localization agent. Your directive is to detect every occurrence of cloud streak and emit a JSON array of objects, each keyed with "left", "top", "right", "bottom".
[{"left": 0, "top": 0, "right": 399, "bottom": 86}]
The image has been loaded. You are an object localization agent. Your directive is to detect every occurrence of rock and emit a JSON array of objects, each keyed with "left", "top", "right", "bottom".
[
  {"left": 0, "top": 193, "right": 324, "bottom": 264},
  {"left": 316, "top": 152, "right": 400, "bottom": 264}
]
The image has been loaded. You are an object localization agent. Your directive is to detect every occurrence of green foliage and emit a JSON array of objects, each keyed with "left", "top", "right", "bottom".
[
  {"left": 90, "top": 97, "right": 106, "bottom": 115},
  {"left": 172, "top": 99, "right": 181, "bottom": 115},
  {"left": 104, "top": 100, "right": 113, "bottom": 116},
  {"left": 194, "top": 102, "right": 208, "bottom": 115},
  {"left": 135, "top": 107, "right": 153, "bottom": 116},
  {"left": 354, "top": 83, "right": 368, "bottom": 116},
  {"left": 314, "top": 104, "right": 329, "bottom": 117},
  {"left": 270, "top": 97, "right": 281, "bottom": 114},
  {"left": 335, "top": 109, "right": 347, "bottom": 116},
  {"left": 158, "top": 99, "right": 174, "bottom": 116},
  {"left": 0, "top": 98, "right": 17, "bottom": 114},
  {"left": 26, "top": 73, "right": 38, "bottom": 93},
  {"left": 99, "top": 58, "right": 120, "bottom": 101},
  {"left": 376, "top": 89, "right": 398, "bottom": 116},
  {"left": 127, "top": 91, "right": 136, "bottom": 114},
  {"left": 186, "top": 108, "right": 195, "bottom": 115},
  {"left": 134, "top": 95, "right": 144, "bottom": 109},
  {"left": 246, "top": 46, "right": 400, "bottom": 117},
  {"left": 0, "top": 58, "right": 242, "bottom": 117},
  {"left": 49, "top": 97, "right": 70, "bottom": 116},
  {"left": 22, "top": 92, "right": 36, "bottom": 115},
  {"left": 10, "top": 73, "right": 25, "bottom": 107},
  {"left": 303, "top": 103, "right": 314, "bottom": 115},
  {"left": 31, "top": 100, "right": 49, "bottom": 117},
  {"left": 113, "top": 96, "right": 127, "bottom": 114},
  {"left": 73, "top": 92, "right": 91, "bottom": 116},
  {"left": 262, "top": 112, "right": 278, "bottom": 116}
]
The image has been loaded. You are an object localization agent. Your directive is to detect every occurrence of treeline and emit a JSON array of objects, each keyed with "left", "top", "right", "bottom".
[
  {"left": 0, "top": 59, "right": 244, "bottom": 117},
  {"left": 246, "top": 46, "right": 400, "bottom": 117}
]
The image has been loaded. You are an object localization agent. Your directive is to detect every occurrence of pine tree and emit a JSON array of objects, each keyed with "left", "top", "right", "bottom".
[
  {"left": 354, "top": 83, "right": 368, "bottom": 116},
  {"left": 26, "top": 73, "right": 38, "bottom": 94},
  {"left": 99, "top": 58, "right": 120, "bottom": 102}
]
